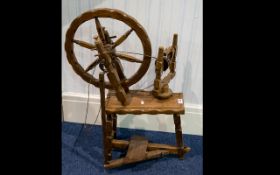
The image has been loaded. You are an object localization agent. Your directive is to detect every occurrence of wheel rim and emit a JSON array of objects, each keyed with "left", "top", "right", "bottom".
[{"left": 65, "top": 8, "right": 152, "bottom": 89}]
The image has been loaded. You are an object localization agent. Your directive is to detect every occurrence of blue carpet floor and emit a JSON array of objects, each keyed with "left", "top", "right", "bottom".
[{"left": 62, "top": 122, "right": 202, "bottom": 175}]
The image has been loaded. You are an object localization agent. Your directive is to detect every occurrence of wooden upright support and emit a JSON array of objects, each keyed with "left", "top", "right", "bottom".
[
  {"left": 173, "top": 114, "right": 184, "bottom": 159},
  {"left": 95, "top": 36, "right": 128, "bottom": 105},
  {"left": 169, "top": 33, "right": 177, "bottom": 73},
  {"left": 105, "top": 114, "right": 113, "bottom": 162},
  {"left": 99, "top": 73, "right": 109, "bottom": 163},
  {"left": 112, "top": 114, "right": 117, "bottom": 139},
  {"left": 152, "top": 34, "right": 178, "bottom": 99},
  {"left": 153, "top": 46, "right": 164, "bottom": 92}
]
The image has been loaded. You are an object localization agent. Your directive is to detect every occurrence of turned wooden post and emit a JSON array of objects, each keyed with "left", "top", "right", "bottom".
[
  {"left": 112, "top": 113, "right": 117, "bottom": 139},
  {"left": 105, "top": 114, "right": 113, "bottom": 163},
  {"left": 173, "top": 114, "right": 184, "bottom": 159},
  {"left": 154, "top": 46, "right": 164, "bottom": 92},
  {"left": 170, "top": 33, "right": 177, "bottom": 73},
  {"left": 99, "top": 73, "right": 109, "bottom": 163}
]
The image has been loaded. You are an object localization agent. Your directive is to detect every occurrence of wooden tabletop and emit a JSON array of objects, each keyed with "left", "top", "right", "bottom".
[{"left": 105, "top": 90, "right": 185, "bottom": 115}]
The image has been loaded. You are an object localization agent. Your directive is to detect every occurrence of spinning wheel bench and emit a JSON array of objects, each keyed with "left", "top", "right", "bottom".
[{"left": 100, "top": 90, "right": 190, "bottom": 168}]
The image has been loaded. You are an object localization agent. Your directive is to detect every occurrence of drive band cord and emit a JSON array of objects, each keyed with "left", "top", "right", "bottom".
[{"left": 73, "top": 67, "right": 98, "bottom": 148}]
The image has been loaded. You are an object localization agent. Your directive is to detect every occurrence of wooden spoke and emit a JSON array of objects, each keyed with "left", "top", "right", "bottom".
[
  {"left": 112, "top": 28, "right": 133, "bottom": 49},
  {"left": 72, "top": 39, "right": 96, "bottom": 50},
  {"left": 85, "top": 58, "right": 101, "bottom": 72},
  {"left": 95, "top": 17, "right": 106, "bottom": 43},
  {"left": 115, "top": 53, "right": 143, "bottom": 63},
  {"left": 65, "top": 8, "right": 152, "bottom": 89}
]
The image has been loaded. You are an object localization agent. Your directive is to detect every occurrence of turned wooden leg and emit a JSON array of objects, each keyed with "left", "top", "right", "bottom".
[
  {"left": 112, "top": 114, "right": 117, "bottom": 139},
  {"left": 99, "top": 73, "right": 109, "bottom": 164},
  {"left": 173, "top": 114, "right": 184, "bottom": 159},
  {"left": 104, "top": 114, "right": 113, "bottom": 164}
]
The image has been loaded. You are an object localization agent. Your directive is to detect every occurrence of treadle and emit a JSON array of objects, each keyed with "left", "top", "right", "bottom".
[
  {"left": 112, "top": 139, "right": 191, "bottom": 154},
  {"left": 104, "top": 147, "right": 170, "bottom": 169},
  {"left": 123, "top": 135, "right": 148, "bottom": 164},
  {"left": 104, "top": 136, "right": 191, "bottom": 169}
]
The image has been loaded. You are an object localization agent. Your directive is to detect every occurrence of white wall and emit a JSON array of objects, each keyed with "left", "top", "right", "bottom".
[{"left": 62, "top": 0, "right": 202, "bottom": 134}]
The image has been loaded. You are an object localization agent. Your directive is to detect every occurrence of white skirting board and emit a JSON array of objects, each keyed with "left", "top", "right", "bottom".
[{"left": 62, "top": 92, "right": 203, "bottom": 136}]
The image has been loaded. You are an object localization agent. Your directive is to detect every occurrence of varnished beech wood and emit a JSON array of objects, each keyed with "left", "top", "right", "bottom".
[
  {"left": 72, "top": 39, "right": 96, "bottom": 50},
  {"left": 105, "top": 90, "right": 185, "bottom": 115},
  {"left": 94, "top": 17, "right": 106, "bottom": 43},
  {"left": 65, "top": 8, "right": 152, "bottom": 89},
  {"left": 112, "top": 114, "right": 117, "bottom": 138},
  {"left": 103, "top": 28, "right": 129, "bottom": 92},
  {"left": 112, "top": 28, "right": 134, "bottom": 49},
  {"left": 112, "top": 139, "right": 191, "bottom": 155},
  {"left": 95, "top": 37, "right": 128, "bottom": 105},
  {"left": 105, "top": 114, "right": 113, "bottom": 163},
  {"left": 99, "top": 73, "right": 108, "bottom": 163},
  {"left": 123, "top": 136, "right": 148, "bottom": 164},
  {"left": 173, "top": 114, "right": 184, "bottom": 159},
  {"left": 152, "top": 34, "right": 178, "bottom": 99},
  {"left": 65, "top": 8, "right": 190, "bottom": 169},
  {"left": 85, "top": 58, "right": 101, "bottom": 72},
  {"left": 162, "top": 72, "right": 175, "bottom": 84},
  {"left": 115, "top": 53, "right": 143, "bottom": 63},
  {"left": 104, "top": 149, "right": 169, "bottom": 169},
  {"left": 104, "top": 89, "right": 187, "bottom": 168},
  {"left": 111, "top": 58, "right": 129, "bottom": 92}
]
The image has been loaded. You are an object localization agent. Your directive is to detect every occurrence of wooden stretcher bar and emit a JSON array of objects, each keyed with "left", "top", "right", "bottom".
[
  {"left": 112, "top": 139, "right": 191, "bottom": 155},
  {"left": 104, "top": 150, "right": 170, "bottom": 169}
]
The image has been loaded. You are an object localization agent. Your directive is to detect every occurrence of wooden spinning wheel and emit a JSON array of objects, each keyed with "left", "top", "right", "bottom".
[
  {"left": 64, "top": 8, "right": 190, "bottom": 169},
  {"left": 65, "top": 8, "right": 152, "bottom": 89}
]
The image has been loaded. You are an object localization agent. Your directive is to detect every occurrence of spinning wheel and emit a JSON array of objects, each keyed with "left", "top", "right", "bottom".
[
  {"left": 64, "top": 8, "right": 190, "bottom": 169},
  {"left": 65, "top": 8, "right": 152, "bottom": 89}
]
